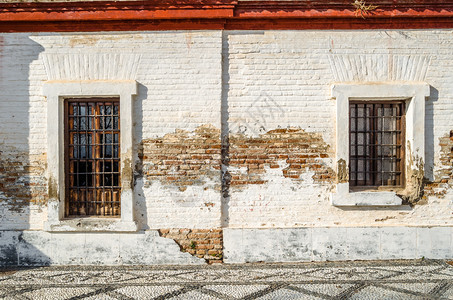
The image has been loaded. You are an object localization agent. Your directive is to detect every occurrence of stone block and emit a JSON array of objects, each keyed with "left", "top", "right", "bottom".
[
  {"left": 50, "top": 233, "right": 86, "bottom": 265},
  {"left": 346, "top": 228, "right": 380, "bottom": 260},
  {"left": 18, "top": 231, "right": 51, "bottom": 266},
  {"left": 84, "top": 233, "right": 120, "bottom": 265},
  {"left": 223, "top": 228, "right": 311, "bottom": 263},
  {"left": 0, "top": 231, "right": 19, "bottom": 266},
  {"left": 312, "top": 227, "right": 348, "bottom": 261},
  {"left": 417, "top": 227, "right": 453, "bottom": 259},
  {"left": 380, "top": 227, "right": 417, "bottom": 259}
]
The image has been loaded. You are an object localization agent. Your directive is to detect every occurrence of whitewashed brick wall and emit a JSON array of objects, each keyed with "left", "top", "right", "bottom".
[
  {"left": 224, "top": 30, "right": 453, "bottom": 228},
  {"left": 0, "top": 30, "right": 451, "bottom": 231}
]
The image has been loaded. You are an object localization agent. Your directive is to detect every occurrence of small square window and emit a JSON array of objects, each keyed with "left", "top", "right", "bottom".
[{"left": 349, "top": 101, "right": 405, "bottom": 190}]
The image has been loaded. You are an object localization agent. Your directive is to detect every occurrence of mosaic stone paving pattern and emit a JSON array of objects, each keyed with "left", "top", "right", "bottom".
[{"left": 0, "top": 260, "right": 452, "bottom": 299}]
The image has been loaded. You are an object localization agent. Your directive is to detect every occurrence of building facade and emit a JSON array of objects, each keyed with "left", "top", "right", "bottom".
[{"left": 0, "top": 0, "right": 452, "bottom": 265}]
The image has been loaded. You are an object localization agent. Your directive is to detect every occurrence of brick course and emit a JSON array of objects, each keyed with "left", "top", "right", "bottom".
[
  {"left": 140, "top": 125, "right": 221, "bottom": 191},
  {"left": 227, "top": 128, "right": 333, "bottom": 187}
]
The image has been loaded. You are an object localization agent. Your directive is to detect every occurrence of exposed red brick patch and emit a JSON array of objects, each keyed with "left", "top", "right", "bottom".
[
  {"left": 139, "top": 126, "right": 334, "bottom": 191},
  {"left": 227, "top": 128, "right": 334, "bottom": 187},
  {"left": 158, "top": 228, "right": 223, "bottom": 264},
  {"left": 139, "top": 125, "right": 221, "bottom": 190}
]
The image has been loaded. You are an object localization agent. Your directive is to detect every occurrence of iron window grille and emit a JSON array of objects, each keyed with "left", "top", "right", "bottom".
[
  {"left": 349, "top": 101, "right": 405, "bottom": 189},
  {"left": 65, "top": 98, "right": 121, "bottom": 217}
]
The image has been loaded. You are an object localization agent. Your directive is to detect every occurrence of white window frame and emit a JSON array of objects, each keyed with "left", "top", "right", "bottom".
[
  {"left": 43, "top": 81, "right": 138, "bottom": 231},
  {"left": 330, "top": 82, "right": 430, "bottom": 206}
]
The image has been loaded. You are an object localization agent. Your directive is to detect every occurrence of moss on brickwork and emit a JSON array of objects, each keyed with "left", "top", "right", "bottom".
[{"left": 158, "top": 228, "right": 223, "bottom": 264}]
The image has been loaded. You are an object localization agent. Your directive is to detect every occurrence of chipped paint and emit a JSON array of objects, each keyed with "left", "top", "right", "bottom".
[
  {"left": 122, "top": 154, "right": 134, "bottom": 190},
  {"left": 47, "top": 176, "right": 58, "bottom": 200}
]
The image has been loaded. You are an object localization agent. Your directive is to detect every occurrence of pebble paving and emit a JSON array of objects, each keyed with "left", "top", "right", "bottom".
[{"left": 0, "top": 259, "right": 452, "bottom": 299}]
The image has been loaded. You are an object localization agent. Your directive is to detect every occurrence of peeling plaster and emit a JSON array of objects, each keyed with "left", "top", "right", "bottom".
[
  {"left": 0, "top": 148, "right": 47, "bottom": 212},
  {"left": 139, "top": 126, "right": 334, "bottom": 213},
  {"left": 226, "top": 128, "right": 334, "bottom": 189},
  {"left": 398, "top": 141, "right": 425, "bottom": 205},
  {"left": 423, "top": 130, "right": 453, "bottom": 200}
]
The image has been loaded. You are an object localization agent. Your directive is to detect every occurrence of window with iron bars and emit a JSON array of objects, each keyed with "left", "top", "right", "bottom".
[
  {"left": 349, "top": 101, "right": 405, "bottom": 190},
  {"left": 65, "top": 98, "right": 121, "bottom": 217}
]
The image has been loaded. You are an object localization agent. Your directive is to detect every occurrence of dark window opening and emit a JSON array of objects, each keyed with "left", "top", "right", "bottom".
[
  {"left": 65, "top": 99, "right": 121, "bottom": 217},
  {"left": 349, "top": 101, "right": 405, "bottom": 189}
]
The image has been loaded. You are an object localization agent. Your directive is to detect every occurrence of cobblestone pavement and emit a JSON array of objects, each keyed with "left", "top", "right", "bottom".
[{"left": 0, "top": 260, "right": 452, "bottom": 299}]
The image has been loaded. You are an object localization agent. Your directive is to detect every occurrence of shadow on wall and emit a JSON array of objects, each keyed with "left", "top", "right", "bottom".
[
  {"left": 0, "top": 34, "right": 49, "bottom": 266},
  {"left": 425, "top": 86, "right": 438, "bottom": 182},
  {"left": 220, "top": 31, "right": 231, "bottom": 228}
]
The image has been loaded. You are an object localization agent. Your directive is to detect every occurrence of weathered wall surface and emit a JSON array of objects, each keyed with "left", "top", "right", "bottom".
[
  {"left": 0, "top": 31, "right": 223, "bottom": 231},
  {"left": 223, "top": 30, "right": 452, "bottom": 228},
  {"left": 0, "top": 34, "right": 47, "bottom": 231},
  {"left": 224, "top": 227, "right": 453, "bottom": 263},
  {"left": 0, "top": 230, "right": 205, "bottom": 266},
  {"left": 0, "top": 30, "right": 452, "bottom": 264}
]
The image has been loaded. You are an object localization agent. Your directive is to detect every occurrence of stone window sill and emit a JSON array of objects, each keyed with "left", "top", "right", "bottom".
[{"left": 330, "top": 183, "right": 403, "bottom": 206}]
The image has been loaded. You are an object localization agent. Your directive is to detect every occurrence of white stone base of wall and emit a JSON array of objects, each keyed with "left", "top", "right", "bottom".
[
  {"left": 1, "top": 227, "right": 452, "bottom": 266},
  {"left": 223, "top": 227, "right": 453, "bottom": 263},
  {"left": 0, "top": 230, "right": 205, "bottom": 266}
]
